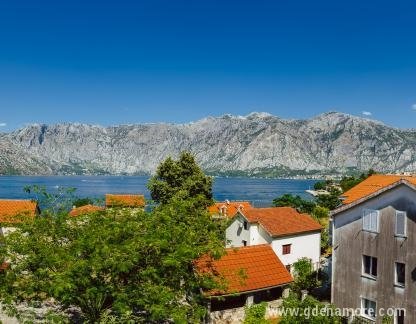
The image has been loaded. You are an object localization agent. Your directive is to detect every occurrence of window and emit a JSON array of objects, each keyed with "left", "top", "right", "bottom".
[
  {"left": 362, "top": 255, "right": 377, "bottom": 278},
  {"left": 361, "top": 298, "right": 377, "bottom": 320},
  {"left": 285, "top": 264, "right": 291, "bottom": 273},
  {"left": 395, "top": 211, "right": 406, "bottom": 237},
  {"left": 243, "top": 221, "right": 248, "bottom": 230},
  {"left": 363, "top": 209, "right": 379, "bottom": 232},
  {"left": 395, "top": 309, "right": 405, "bottom": 324},
  {"left": 395, "top": 262, "right": 405, "bottom": 287},
  {"left": 282, "top": 244, "right": 291, "bottom": 255},
  {"left": 242, "top": 240, "right": 247, "bottom": 247}
]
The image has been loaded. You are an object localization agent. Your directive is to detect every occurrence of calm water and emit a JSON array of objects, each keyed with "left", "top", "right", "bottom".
[{"left": 0, "top": 176, "right": 317, "bottom": 207}]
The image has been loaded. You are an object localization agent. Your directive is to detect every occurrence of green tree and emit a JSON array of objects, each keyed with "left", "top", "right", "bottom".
[
  {"left": 315, "top": 189, "right": 342, "bottom": 210},
  {"left": 244, "top": 302, "right": 268, "bottom": 324},
  {"left": 0, "top": 198, "right": 224, "bottom": 322},
  {"left": 148, "top": 151, "right": 213, "bottom": 208},
  {"left": 23, "top": 185, "right": 77, "bottom": 214},
  {"left": 340, "top": 169, "right": 376, "bottom": 192},
  {"left": 291, "top": 258, "right": 319, "bottom": 296},
  {"left": 279, "top": 293, "right": 342, "bottom": 324},
  {"left": 1, "top": 159, "right": 224, "bottom": 322},
  {"left": 72, "top": 197, "right": 95, "bottom": 208},
  {"left": 272, "top": 194, "right": 316, "bottom": 214}
]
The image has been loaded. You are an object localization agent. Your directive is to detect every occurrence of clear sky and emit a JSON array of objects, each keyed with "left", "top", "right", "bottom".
[{"left": 0, "top": 0, "right": 416, "bottom": 131}]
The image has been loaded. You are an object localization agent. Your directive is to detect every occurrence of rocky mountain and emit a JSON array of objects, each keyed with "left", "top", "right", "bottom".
[{"left": 2, "top": 112, "right": 416, "bottom": 176}]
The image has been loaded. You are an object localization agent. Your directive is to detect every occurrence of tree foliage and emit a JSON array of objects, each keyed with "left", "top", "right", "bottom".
[
  {"left": 1, "top": 157, "right": 224, "bottom": 322},
  {"left": 291, "top": 258, "right": 319, "bottom": 296},
  {"left": 243, "top": 302, "right": 268, "bottom": 324},
  {"left": 279, "top": 293, "right": 342, "bottom": 324},
  {"left": 272, "top": 194, "right": 315, "bottom": 214},
  {"left": 315, "top": 189, "right": 342, "bottom": 210},
  {"left": 339, "top": 169, "right": 376, "bottom": 192},
  {"left": 148, "top": 151, "right": 213, "bottom": 208},
  {"left": 0, "top": 198, "right": 224, "bottom": 322}
]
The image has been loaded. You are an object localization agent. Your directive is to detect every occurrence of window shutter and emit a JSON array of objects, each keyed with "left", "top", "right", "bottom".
[
  {"left": 363, "top": 209, "right": 379, "bottom": 232},
  {"left": 363, "top": 209, "right": 371, "bottom": 231},
  {"left": 370, "top": 210, "right": 379, "bottom": 232},
  {"left": 395, "top": 211, "right": 406, "bottom": 236}
]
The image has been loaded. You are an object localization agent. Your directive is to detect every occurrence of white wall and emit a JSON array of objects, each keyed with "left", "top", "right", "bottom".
[
  {"left": 225, "top": 214, "right": 250, "bottom": 247},
  {"left": 271, "top": 232, "right": 321, "bottom": 269},
  {"left": 226, "top": 213, "right": 321, "bottom": 270}
]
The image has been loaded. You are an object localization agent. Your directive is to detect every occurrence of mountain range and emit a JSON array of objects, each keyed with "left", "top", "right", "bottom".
[{"left": 1, "top": 112, "right": 415, "bottom": 177}]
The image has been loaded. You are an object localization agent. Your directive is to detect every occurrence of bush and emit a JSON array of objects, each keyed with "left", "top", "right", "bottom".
[{"left": 244, "top": 302, "right": 268, "bottom": 324}]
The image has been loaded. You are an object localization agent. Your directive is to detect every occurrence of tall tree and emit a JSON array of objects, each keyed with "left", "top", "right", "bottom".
[{"left": 148, "top": 151, "right": 213, "bottom": 208}]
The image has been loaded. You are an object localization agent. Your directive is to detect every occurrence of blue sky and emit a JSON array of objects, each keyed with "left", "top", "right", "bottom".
[{"left": 0, "top": 0, "right": 416, "bottom": 131}]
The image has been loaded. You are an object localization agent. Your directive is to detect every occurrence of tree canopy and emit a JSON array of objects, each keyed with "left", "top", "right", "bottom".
[
  {"left": 148, "top": 151, "right": 213, "bottom": 208},
  {"left": 272, "top": 194, "right": 315, "bottom": 214},
  {"left": 1, "top": 158, "right": 224, "bottom": 323}
]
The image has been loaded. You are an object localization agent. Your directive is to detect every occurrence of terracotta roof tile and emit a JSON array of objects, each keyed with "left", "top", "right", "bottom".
[
  {"left": 208, "top": 201, "right": 253, "bottom": 219},
  {"left": 341, "top": 174, "right": 416, "bottom": 204},
  {"left": 241, "top": 207, "right": 322, "bottom": 237},
  {"left": 105, "top": 194, "right": 145, "bottom": 208},
  {"left": 69, "top": 204, "right": 104, "bottom": 217},
  {"left": 0, "top": 199, "right": 38, "bottom": 223},
  {"left": 196, "top": 245, "right": 292, "bottom": 296},
  {"left": 0, "top": 262, "right": 9, "bottom": 271}
]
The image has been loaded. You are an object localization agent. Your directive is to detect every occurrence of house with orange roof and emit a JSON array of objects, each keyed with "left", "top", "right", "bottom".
[
  {"left": 105, "top": 194, "right": 145, "bottom": 208},
  {"left": 330, "top": 174, "right": 416, "bottom": 323},
  {"left": 0, "top": 199, "right": 39, "bottom": 236},
  {"left": 208, "top": 200, "right": 252, "bottom": 219},
  {"left": 226, "top": 207, "right": 322, "bottom": 271},
  {"left": 195, "top": 244, "right": 292, "bottom": 319},
  {"left": 69, "top": 204, "right": 104, "bottom": 217}
]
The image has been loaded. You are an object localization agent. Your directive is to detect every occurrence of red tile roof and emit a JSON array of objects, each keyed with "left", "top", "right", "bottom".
[
  {"left": 105, "top": 194, "right": 145, "bottom": 208},
  {"left": 341, "top": 174, "right": 416, "bottom": 205},
  {"left": 69, "top": 204, "right": 104, "bottom": 217},
  {"left": 195, "top": 245, "right": 292, "bottom": 296},
  {"left": 208, "top": 201, "right": 253, "bottom": 218},
  {"left": 242, "top": 207, "right": 322, "bottom": 237},
  {"left": 0, "top": 199, "right": 39, "bottom": 223}
]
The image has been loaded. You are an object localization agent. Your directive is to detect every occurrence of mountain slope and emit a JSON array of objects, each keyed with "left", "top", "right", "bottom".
[{"left": 2, "top": 112, "right": 416, "bottom": 176}]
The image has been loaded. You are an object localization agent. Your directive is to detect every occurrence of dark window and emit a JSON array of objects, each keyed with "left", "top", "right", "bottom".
[
  {"left": 242, "top": 240, "right": 247, "bottom": 246},
  {"left": 396, "top": 309, "right": 405, "bottom": 324},
  {"left": 243, "top": 221, "right": 248, "bottom": 230},
  {"left": 395, "top": 262, "right": 405, "bottom": 286},
  {"left": 363, "top": 255, "right": 377, "bottom": 277},
  {"left": 362, "top": 298, "right": 376, "bottom": 319},
  {"left": 285, "top": 264, "right": 291, "bottom": 273},
  {"left": 282, "top": 244, "right": 291, "bottom": 255}
]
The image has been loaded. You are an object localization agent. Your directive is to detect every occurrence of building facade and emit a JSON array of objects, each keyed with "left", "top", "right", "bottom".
[
  {"left": 331, "top": 176, "right": 416, "bottom": 324},
  {"left": 226, "top": 207, "right": 321, "bottom": 271}
]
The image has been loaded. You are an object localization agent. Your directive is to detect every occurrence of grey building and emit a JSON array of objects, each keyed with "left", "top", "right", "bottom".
[{"left": 331, "top": 176, "right": 416, "bottom": 324}]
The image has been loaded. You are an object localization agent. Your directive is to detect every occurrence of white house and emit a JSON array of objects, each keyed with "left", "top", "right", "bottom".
[{"left": 226, "top": 207, "right": 322, "bottom": 271}]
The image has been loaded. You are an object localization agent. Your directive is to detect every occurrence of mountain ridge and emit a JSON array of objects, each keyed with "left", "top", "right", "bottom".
[{"left": 1, "top": 111, "right": 415, "bottom": 176}]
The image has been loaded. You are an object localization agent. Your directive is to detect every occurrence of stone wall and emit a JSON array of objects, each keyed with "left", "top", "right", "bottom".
[{"left": 209, "top": 299, "right": 283, "bottom": 324}]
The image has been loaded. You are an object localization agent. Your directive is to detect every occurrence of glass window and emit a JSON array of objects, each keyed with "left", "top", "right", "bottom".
[
  {"left": 395, "top": 262, "right": 405, "bottom": 287},
  {"left": 282, "top": 244, "right": 291, "bottom": 255},
  {"left": 361, "top": 298, "right": 377, "bottom": 320},
  {"left": 363, "top": 255, "right": 377, "bottom": 277},
  {"left": 395, "top": 309, "right": 405, "bottom": 324},
  {"left": 243, "top": 221, "right": 248, "bottom": 230}
]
